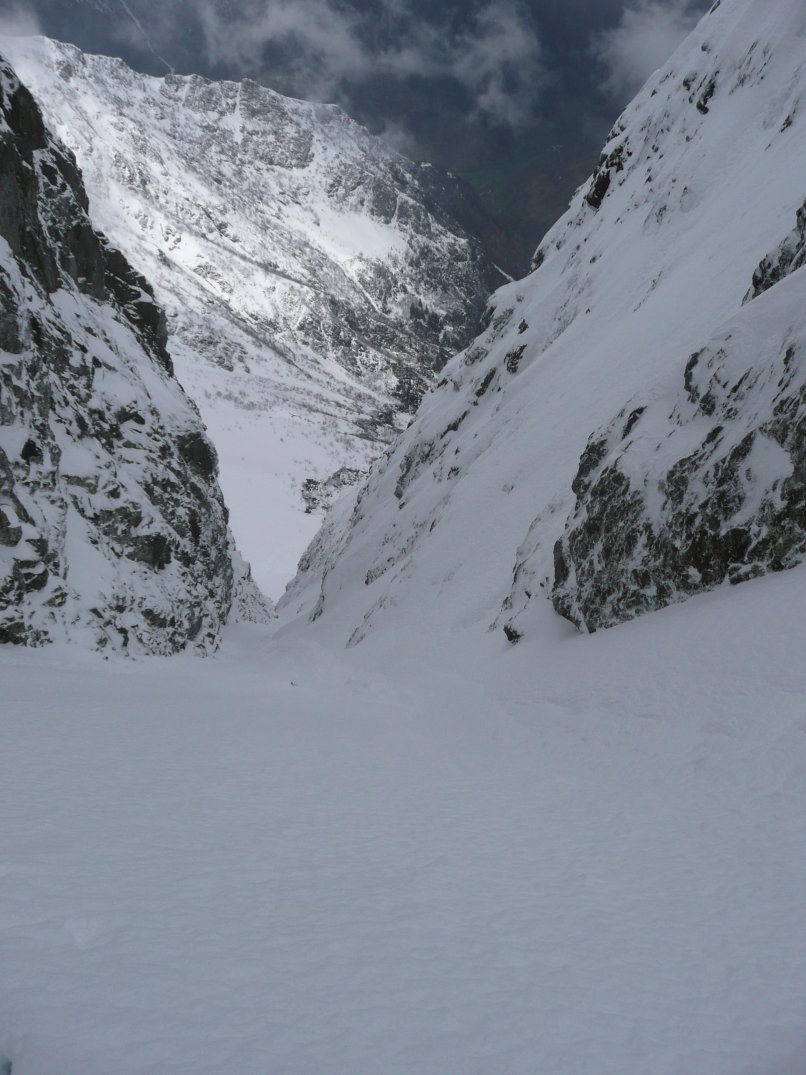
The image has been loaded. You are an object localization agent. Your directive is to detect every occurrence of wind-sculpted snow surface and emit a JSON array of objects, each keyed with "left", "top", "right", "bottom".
[
  {"left": 4, "top": 37, "right": 500, "bottom": 594},
  {"left": 0, "top": 54, "right": 266, "bottom": 653},
  {"left": 281, "top": 0, "right": 806, "bottom": 648},
  {"left": 3, "top": 561, "right": 806, "bottom": 1075}
]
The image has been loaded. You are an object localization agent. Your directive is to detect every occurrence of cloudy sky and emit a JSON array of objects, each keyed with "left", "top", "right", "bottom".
[{"left": 7, "top": 0, "right": 712, "bottom": 268}]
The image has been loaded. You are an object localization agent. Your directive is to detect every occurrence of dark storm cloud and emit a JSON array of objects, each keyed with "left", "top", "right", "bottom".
[
  {"left": 593, "top": 0, "right": 702, "bottom": 99},
  {"left": 0, "top": 4, "right": 42, "bottom": 36},
  {"left": 197, "top": 0, "right": 545, "bottom": 130},
  {"left": 8, "top": 0, "right": 712, "bottom": 132},
  {"left": 4, "top": 0, "right": 713, "bottom": 270}
]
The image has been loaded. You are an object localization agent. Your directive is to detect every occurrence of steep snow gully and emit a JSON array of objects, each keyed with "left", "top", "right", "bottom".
[{"left": 2, "top": 0, "right": 806, "bottom": 1073}]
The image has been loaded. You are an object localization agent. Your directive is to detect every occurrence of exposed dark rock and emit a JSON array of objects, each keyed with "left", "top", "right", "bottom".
[
  {"left": 177, "top": 431, "right": 218, "bottom": 480},
  {"left": 696, "top": 76, "right": 717, "bottom": 114},
  {"left": 475, "top": 369, "right": 496, "bottom": 399},
  {"left": 505, "top": 345, "right": 527, "bottom": 374},
  {"left": 440, "top": 411, "right": 470, "bottom": 439},
  {"left": 745, "top": 197, "right": 806, "bottom": 301},
  {"left": 126, "top": 533, "right": 173, "bottom": 570},
  {"left": 103, "top": 240, "right": 172, "bottom": 372},
  {"left": 21, "top": 439, "right": 42, "bottom": 463},
  {"left": 552, "top": 231, "right": 806, "bottom": 632},
  {"left": 621, "top": 406, "right": 646, "bottom": 439},
  {"left": 478, "top": 304, "right": 495, "bottom": 333},
  {"left": 394, "top": 440, "right": 435, "bottom": 502},
  {"left": 302, "top": 467, "right": 363, "bottom": 514},
  {"left": 585, "top": 144, "right": 628, "bottom": 211},
  {"left": 586, "top": 170, "right": 612, "bottom": 211},
  {"left": 0, "top": 507, "right": 22, "bottom": 547},
  {"left": 531, "top": 248, "right": 546, "bottom": 271}
]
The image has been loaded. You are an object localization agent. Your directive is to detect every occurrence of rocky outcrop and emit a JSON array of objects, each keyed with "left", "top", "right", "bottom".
[
  {"left": 745, "top": 196, "right": 806, "bottom": 302},
  {"left": 585, "top": 137, "right": 630, "bottom": 211},
  {"left": 302, "top": 467, "right": 363, "bottom": 515},
  {"left": 551, "top": 202, "right": 806, "bottom": 632},
  {"left": 0, "top": 54, "right": 267, "bottom": 653}
]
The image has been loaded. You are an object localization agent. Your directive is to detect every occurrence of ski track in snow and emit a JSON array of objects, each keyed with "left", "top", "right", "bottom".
[{"left": 2, "top": 566, "right": 806, "bottom": 1075}]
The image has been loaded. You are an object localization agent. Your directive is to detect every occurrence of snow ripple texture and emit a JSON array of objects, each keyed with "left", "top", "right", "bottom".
[{"left": 2, "top": 565, "right": 806, "bottom": 1074}]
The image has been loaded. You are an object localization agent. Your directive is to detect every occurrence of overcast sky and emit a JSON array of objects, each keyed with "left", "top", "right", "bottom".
[
  {"left": 193, "top": 0, "right": 709, "bottom": 135},
  {"left": 2, "top": 0, "right": 712, "bottom": 268}
]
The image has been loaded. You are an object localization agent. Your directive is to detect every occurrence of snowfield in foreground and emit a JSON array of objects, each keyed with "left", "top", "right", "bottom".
[{"left": 2, "top": 564, "right": 806, "bottom": 1075}]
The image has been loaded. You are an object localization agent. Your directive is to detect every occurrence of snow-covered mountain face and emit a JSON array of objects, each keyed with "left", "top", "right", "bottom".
[
  {"left": 280, "top": 0, "right": 806, "bottom": 650},
  {"left": 3, "top": 37, "right": 501, "bottom": 596},
  {"left": 0, "top": 53, "right": 267, "bottom": 654}
]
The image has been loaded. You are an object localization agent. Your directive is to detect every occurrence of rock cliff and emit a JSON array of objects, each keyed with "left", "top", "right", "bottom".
[{"left": 0, "top": 54, "right": 266, "bottom": 652}]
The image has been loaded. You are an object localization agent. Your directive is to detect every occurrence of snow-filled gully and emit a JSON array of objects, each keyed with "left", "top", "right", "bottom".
[{"left": 2, "top": 565, "right": 806, "bottom": 1075}]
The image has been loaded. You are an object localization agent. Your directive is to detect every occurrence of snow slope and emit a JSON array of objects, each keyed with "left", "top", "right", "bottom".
[
  {"left": 280, "top": 0, "right": 806, "bottom": 648},
  {"left": 3, "top": 36, "right": 500, "bottom": 596},
  {"left": 2, "top": 561, "right": 806, "bottom": 1074}
]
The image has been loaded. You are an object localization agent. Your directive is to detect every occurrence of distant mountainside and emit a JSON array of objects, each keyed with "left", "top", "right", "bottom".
[
  {"left": 15, "top": 0, "right": 610, "bottom": 276},
  {"left": 279, "top": 0, "right": 806, "bottom": 647},
  {"left": 0, "top": 51, "right": 267, "bottom": 653},
  {"left": 5, "top": 36, "right": 502, "bottom": 595}
]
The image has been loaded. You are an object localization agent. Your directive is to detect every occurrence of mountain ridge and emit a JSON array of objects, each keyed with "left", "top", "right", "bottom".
[{"left": 4, "top": 34, "right": 502, "bottom": 595}]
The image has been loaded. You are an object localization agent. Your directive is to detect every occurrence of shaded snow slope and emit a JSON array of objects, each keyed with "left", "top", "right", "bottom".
[
  {"left": 280, "top": 0, "right": 806, "bottom": 647},
  {"left": 0, "top": 53, "right": 267, "bottom": 654},
  {"left": 4, "top": 36, "right": 501, "bottom": 595},
  {"left": 2, "top": 562, "right": 806, "bottom": 1073}
]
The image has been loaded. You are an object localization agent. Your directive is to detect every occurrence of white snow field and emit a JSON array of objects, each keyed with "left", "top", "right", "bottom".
[{"left": 2, "top": 563, "right": 806, "bottom": 1075}]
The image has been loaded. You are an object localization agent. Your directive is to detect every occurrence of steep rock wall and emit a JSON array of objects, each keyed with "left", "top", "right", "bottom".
[{"left": 0, "top": 55, "right": 265, "bottom": 653}]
